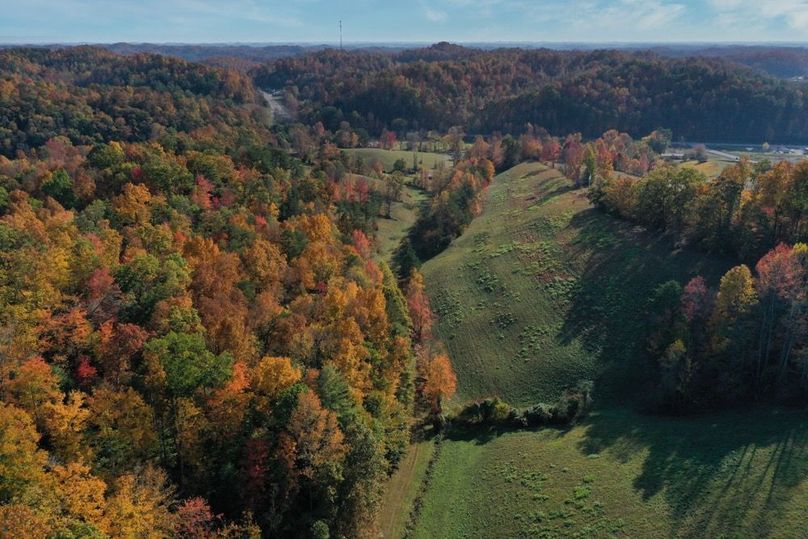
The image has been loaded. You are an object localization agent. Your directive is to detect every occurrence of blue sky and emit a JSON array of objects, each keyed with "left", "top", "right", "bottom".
[{"left": 3, "top": 0, "right": 808, "bottom": 44}]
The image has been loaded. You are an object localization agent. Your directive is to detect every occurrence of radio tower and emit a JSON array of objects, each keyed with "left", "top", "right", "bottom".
[{"left": 339, "top": 20, "right": 343, "bottom": 51}]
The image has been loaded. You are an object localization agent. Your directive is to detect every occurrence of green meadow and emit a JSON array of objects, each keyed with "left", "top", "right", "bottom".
[
  {"left": 379, "top": 162, "right": 808, "bottom": 538},
  {"left": 343, "top": 148, "right": 451, "bottom": 173}
]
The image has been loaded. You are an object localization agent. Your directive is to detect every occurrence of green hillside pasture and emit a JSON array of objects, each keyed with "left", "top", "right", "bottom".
[
  {"left": 375, "top": 184, "right": 429, "bottom": 260},
  {"left": 410, "top": 161, "right": 806, "bottom": 539},
  {"left": 413, "top": 407, "right": 808, "bottom": 539},
  {"left": 422, "top": 162, "right": 731, "bottom": 408},
  {"left": 343, "top": 148, "right": 451, "bottom": 172}
]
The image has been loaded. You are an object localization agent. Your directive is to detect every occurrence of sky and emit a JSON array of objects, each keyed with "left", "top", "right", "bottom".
[{"left": 3, "top": 0, "right": 808, "bottom": 44}]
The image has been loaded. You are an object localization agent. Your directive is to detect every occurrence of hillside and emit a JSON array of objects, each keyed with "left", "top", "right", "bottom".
[
  {"left": 254, "top": 47, "right": 808, "bottom": 143},
  {"left": 404, "top": 162, "right": 808, "bottom": 538},
  {"left": 422, "top": 162, "right": 729, "bottom": 407}
]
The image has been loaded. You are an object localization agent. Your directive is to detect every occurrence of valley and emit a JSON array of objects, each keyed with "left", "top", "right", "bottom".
[{"left": 381, "top": 161, "right": 808, "bottom": 538}]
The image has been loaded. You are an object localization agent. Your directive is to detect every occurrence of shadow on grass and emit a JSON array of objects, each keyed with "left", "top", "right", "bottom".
[
  {"left": 577, "top": 408, "right": 808, "bottom": 538},
  {"left": 547, "top": 206, "right": 808, "bottom": 536},
  {"left": 556, "top": 208, "right": 733, "bottom": 402},
  {"left": 442, "top": 422, "right": 575, "bottom": 446}
]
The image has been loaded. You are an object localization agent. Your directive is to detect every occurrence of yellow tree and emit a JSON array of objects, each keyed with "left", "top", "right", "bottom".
[
  {"left": 0, "top": 403, "right": 48, "bottom": 503},
  {"left": 104, "top": 466, "right": 175, "bottom": 538},
  {"left": 49, "top": 462, "right": 109, "bottom": 535},
  {"left": 287, "top": 391, "right": 347, "bottom": 482},
  {"left": 3, "top": 356, "right": 62, "bottom": 428},
  {"left": 252, "top": 356, "right": 302, "bottom": 416},
  {"left": 710, "top": 264, "right": 759, "bottom": 392},
  {"left": 421, "top": 353, "right": 457, "bottom": 418},
  {"left": 44, "top": 390, "right": 91, "bottom": 464},
  {"left": 406, "top": 269, "right": 433, "bottom": 342}
]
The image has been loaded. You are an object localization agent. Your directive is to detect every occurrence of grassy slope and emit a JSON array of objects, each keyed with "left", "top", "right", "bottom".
[
  {"left": 423, "top": 162, "right": 728, "bottom": 407},
  {"left": 343, "top": 148, "right": 451, "bottom": 172},
  {"left": 376, "top": 184, "right": 428, "bottom": 260},
  {"left": 411, "top": 162, "right": 808, "bottom": 538}
]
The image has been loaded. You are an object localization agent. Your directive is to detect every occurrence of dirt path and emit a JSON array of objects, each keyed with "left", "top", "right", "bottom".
[{"left": 260, "top": 90, "right": 293, "bottom": 124}]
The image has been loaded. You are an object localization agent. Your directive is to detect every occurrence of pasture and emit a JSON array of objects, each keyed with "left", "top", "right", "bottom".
[
  {"left": 398, "top": 161, "right": 808, "bottom": 538},
  {"left": 343, "top": 148, "right": 451, "bottom": 172},
  {"left": 421, "top": 162, "right": 729, "bottom": 407},
  {"left": 413, "top": 407, "right": 808, "bottom": 538}
]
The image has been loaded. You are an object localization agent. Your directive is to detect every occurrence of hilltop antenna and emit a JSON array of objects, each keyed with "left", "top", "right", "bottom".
[{"left": 339, "top": 20, "right": 343, "bottom": 51}]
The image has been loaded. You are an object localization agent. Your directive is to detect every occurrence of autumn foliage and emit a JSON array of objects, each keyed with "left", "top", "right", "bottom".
[{"left": 0, "top": 49, "right": 423, "bottom": 538}]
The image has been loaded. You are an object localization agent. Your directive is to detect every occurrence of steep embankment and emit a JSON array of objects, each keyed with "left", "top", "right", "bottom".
[{"left": 408, "top": 162, "right": 808, "bottom": 538}]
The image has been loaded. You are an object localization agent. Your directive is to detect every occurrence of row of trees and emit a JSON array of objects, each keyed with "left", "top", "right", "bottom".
[{"left": 590, "top": 158, "right": 808, "bottom": 262}]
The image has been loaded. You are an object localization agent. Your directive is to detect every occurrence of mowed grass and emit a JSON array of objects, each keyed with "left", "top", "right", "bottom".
[
  {"left": 343, "top": 148, "right": 451, "bottom": 172},
  {"left": 377, "top": 439, "right": 436, "bottom": 539},
  {"left": 422, "top": 162, "right": 730, "bottom": 408},
  {"left": 413, "top": 407, "right": 808, "bottom": 539},
  {"left": 375, "top": 184, "right": 428, "bottom": 260}
]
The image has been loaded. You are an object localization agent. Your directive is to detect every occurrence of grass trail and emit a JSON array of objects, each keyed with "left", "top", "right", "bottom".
[
  {"left": 377, "top": 439, "right": 436, "bottom": 539},
  {"left": 376, "top": 184, "right": 428, "bottom": 260}
]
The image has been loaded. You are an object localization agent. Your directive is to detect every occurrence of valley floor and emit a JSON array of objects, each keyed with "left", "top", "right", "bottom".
[{"left": 413, "top": 407, "right": 807, "bottom": 538}]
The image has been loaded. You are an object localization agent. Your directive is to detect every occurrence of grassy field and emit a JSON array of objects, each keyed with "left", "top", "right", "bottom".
[
  {"left": 680, "top": 158, "right": 732, "bottom": 178},
  {"left": 413, "top": 407, "right": 808, "bottom": 539},
  {"left": 377, "top": 439, "right": 436, "bottom": 539},
  {"left": 343, "top": 148, "right": 451, "bottom": 172},
  {"left": 422, "top": 162, "right": 729, "bottom": 407},
  {"left": 402, "top": 161, "right": 808, "bottom": 538},
  {"left": 375, "top": 184, "right": 429, "bottom": 260}
]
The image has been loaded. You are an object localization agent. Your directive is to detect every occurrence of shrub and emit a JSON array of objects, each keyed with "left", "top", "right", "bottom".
[
  {"left": 455, "top": 397, "right": 515, "bottom": 426},
  {"left": 551, "top": 381, "right": 594, "bottom": 425},
  {"left": 521, "top": 402, "right": 554, "bottom": 426},
  {"left": 452, "top": 381, "right": 594, "bottom": 429}
]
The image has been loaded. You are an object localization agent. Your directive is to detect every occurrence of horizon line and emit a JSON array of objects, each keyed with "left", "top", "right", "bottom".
[{"left": 3, "top": 40, "right": 808, "bottom": 47}]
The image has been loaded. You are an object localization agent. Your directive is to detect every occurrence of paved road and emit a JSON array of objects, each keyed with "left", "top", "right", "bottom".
[{"left": 705, "top": 149, "right": 742, "bottom": 162}]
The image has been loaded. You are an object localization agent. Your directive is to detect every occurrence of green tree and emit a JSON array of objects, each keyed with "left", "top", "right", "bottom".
[
  {"left": 145, "top": 332, "right": 232, "bottom": 399},
  {"left": 42, "top": 169, "right": 77, "bottom": 208}
]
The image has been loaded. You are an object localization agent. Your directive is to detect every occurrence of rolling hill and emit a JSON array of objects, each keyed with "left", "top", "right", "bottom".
[{"left": 395, "top": 162, "right": 808, "bottom": 538}]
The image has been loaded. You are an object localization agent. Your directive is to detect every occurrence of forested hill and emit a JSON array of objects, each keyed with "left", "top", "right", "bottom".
[
  {"left": 253, "top": 45, "right": 808, "bottom": 143},
  {"left": 0, "top": 47, "right": 261, "bottom": 157},
  {"left": 653, "top": 45, "right": 808, "bottom": 80}
]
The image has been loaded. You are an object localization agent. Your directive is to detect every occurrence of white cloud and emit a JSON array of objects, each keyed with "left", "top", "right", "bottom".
[
  {"left": 509, "top": 0, "right": 687, "bottom": 34},
  {"left": 425, "top": 7, "right": 449, "bottom": 22},
  {"left": 709, "top": 0, "right": 808, "bottom": 31}
]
